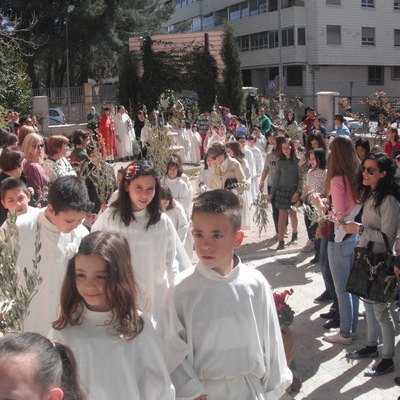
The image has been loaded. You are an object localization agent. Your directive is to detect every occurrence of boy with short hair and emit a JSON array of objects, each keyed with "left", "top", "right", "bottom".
[
  {"left": 12, "top": 175, "right": 93, "bottom": 335},
  {"left": 0, "top": 177, "right": 39, "bottom": 224},
  {"left": 157, "top": 189, "right": 292, "bottom": 400}
]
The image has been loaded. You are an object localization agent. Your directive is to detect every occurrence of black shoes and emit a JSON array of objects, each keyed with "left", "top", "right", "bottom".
[
  {"left": 276, "top": 240, "right": 285, "bottom": 250},
  {"left": 346, "top": 346, "right": 379, "bottom": 359},
  {"left": 364, "top": 358, "right": 394, "bottom": 377},
  {"left": 320, "top": 310, "right": 336, "bottom": 319},
  {"left": 314, "top": 290, "right": 333, "bottom": 304},
  {"left": 323, "top": 319, "right": 340, "bottom": 330}
]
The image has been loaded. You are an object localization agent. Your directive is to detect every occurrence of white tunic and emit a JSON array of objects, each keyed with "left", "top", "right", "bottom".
[
  {"left": 164, "top": 176, "right": 191, "bottom": 218},
  {"left": 157, "top": 261, "right": 292, "bottom": 400},
  {"left": 52, "top": 309, "right": 175, "bottom": 400},
  {"left": 16, "top": 208, "right": 88, "bottom": 335},
  {"left": 188, "top": 130, "right": 202, "bottom": 162},
  {"left": 91, "top": 207, "right": 191, "bottom": 319},
  {"left": 114, "top": 112, "right": 133, "bottom": 158}
]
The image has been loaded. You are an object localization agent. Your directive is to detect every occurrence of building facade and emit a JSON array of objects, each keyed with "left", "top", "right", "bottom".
[{"left": 164, "top": 0, "right": 400, "bottom": 111}]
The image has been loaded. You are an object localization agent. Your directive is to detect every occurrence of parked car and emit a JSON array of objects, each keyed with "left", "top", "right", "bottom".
[{"left": 49, "top": 107, "right": 66, "bottom": 124}]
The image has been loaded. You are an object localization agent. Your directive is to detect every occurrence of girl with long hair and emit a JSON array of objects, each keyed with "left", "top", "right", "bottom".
[
  {"left": 92, "top": 162, "right": 191, "bottom": 320},
  {"left": 313, "top": 135, "right": 362, "bottom": 344},
  {"left": 52, "top": 231, "right": 175, "bottom": 400}
]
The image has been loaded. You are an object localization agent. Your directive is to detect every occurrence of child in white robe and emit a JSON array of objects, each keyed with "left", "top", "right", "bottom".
[
  {"left": 92, "top": 162, "right": 191, "bottom": 320},
  {"left": 10, "top": 176, "right": 92, "bottom": 335},
  {"left": 52, "top": 231, "right": 175, "bottom": 400},
  {"left": 160, "top": 185, "right": 193, "bottom": 259},
  {"left": 157, "top": 189, "right": 292, "bottom": 400}
]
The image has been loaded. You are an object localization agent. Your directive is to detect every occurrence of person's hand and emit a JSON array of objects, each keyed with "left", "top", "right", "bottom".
[
  {"left": 298, "top": 157, "right": 307, "bottom": 167},
  {"left": 265, "top": 194, "right": 272, "bottom": 202},
  {"left": 193, "top": 395, "right": 208, "bottom": 400},
  {"left": 311, "top": 193, "right": 327, "bottom": 212},
  {"left": 259, "top": 181, "right": 265, "bottom": 191},
  {"left": 394, "top": 266, "right": 400, "bottom": 278},
  {"left": 291, "top": 192, "right": 300, "bottom": 203},
  {"left": 343, "top": 221, "right": 360, "bottom": 234}
]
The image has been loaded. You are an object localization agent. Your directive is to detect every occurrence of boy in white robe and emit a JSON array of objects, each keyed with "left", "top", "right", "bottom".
[
  {"left": 157, "top": 189, "right": 292, "bottom": 400},
  {"left": 11, "top": 176, "right": 92, "bottom": 335}
]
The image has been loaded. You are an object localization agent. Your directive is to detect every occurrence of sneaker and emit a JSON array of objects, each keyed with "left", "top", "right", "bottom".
[
  {"left": 323, "top": 330, "right": 352, "bottom": 345},
  {"left": 314, "top": 291, "right": 333, "bottom": 304},
  {"left": 320, "top": 310, "right": 336, "bottom": 319},
  {"left": 301, "top": 240, "right": 315, "bottom": 252},
  {"left": 289, "top": 232, "right": 298, "bottom": 244},
  {"left": 346, "top": 346, "right": 379, "bottom": 359}
]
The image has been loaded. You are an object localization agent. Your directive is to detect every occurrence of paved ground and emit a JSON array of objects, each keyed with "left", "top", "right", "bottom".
[{"left": 239, "top": 216, "right": 400, "bottom": 400}]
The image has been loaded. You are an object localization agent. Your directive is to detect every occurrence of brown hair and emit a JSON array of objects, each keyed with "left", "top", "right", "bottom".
[
  {"left": 326, "top": 135, "right": 360, "bottom": 201},
  {"left": 17, "top": 125, "right": 35, "bottom": 146},
  {"left": 45, "top": 135, "right": 69, "bottom": 157},
  {"left": 53, "top": 231, "right": 144, "bottom": 340},
  {"left": 225, "top": 141, "right": 245, "bottom": 163}
]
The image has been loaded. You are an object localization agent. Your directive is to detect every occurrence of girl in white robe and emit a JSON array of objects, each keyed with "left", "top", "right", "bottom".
[
  {"left": 52, "top": 231, "right": 175, "bottom": 400},
  {"left": 92, "top": 162, "right": 191, "bottom": 320}
]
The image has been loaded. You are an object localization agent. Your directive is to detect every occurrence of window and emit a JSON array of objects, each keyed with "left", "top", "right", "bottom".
[
  {"left": 327, "top": 25, "right": 341, "bottom": 44},
  {"left": 190, "top": 16, "right": 201, "bottom": 32},
  {"left": 297, "top": 27, "right": 306, "bottom": 45},
  {"left": 250, "top": 33, "right": 260, "bottom": 50},
  {"left": 250, "top": 0, "right": 259, "bottom": 15},
  {"left": 327, "top": 0, "right": 341, "bottom": 4},
  {"left": 362, "top": 27, "right": 375, "bottom": 45},
  {"left": 368, "top": 66, "right": 384, "bottom": 85},
  {"left": 282, "top": 27, "right": 294, "bottom": 47},
  {"left": 268, "top": 31, "right": 279, "bottom": 48},
  {"left": 392, "top": 66, "right": 400, "bottom": 80},
  {"left": 202, "top": 14, "right": 213, "bottom": 29},
  {"left": 269, "top": 67, "right": 279, "bottom": 81},
  {"left": 395, "top": 29, "right": 400, "bottom": 46},
  {"left": 241, "top": 2, "right": 249, "bottom": 17},
  {"left": 269, "top": 0, "right": 278, "bottom": 12},
  {"left": 395, "top": 1, "right": 400, "bottom": 10},
  {"left": 239, "top": 36, "right": 250, "bottom": 51},
  {"left": 361, "top": 0, "right": 374, "bottom": 7},
  {"left": 259, "top": 0, "right": 267, "bottom": 12},
  {"left": 286, "top": 66, "right": 303, "bottom": 86},
  {"left": 260, "top": 32, "right": 269, "bottom": 48},
  {"left": 229, "top": 4, "right": 240, "bottom": 21}
]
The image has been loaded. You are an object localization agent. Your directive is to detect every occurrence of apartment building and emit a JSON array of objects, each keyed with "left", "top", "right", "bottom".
[{"left": 164, "top": 0, "right": 400, "bottom": 110}]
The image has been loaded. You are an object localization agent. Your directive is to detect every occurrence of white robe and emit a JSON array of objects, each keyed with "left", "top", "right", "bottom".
[
  {"left": 157, "top": 260, "right": 292, "bottom": 400},
  {"left": 15, "top": 208, "right": 88, "bottom": 335},
  {"left": 247, "top": 145, "right": 264, "bottom": 201},
  {"left": 91, "top": 207, "right": 191, "bottom": 319},
  {"left": 114, "top": 113, "right": 133, "bottom": 158},
  {"left": 188, "top": 130, "right": 202, "bottom": 162},
  {"left": 52, "top": 309, "right": 175, "bottom": 400},
  {"left": 177, "top": 128, "right": 191, "bottom": 162},
  {"left": 164, "top": 176, "right": 191, "bottom": 218}
]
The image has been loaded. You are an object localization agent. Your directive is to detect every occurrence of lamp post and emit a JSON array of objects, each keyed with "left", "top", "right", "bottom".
[{"left": 65, "top": 5, "right": 75, "bottom": 122}]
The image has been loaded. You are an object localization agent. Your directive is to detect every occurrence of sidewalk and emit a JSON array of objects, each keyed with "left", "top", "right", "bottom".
[{"left": 239, "top": 212, "right": 400, "bottom": 400}]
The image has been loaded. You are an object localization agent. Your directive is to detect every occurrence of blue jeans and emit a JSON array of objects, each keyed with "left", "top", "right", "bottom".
[
  {"left": 364, "top": 300, "right": 395, "bottom": 359},
  {"left": 319, "top": 235, "right": 339, "bottom": 316},
  {"left": 328, "top": 235, "right": 359, "bottom": 337}
]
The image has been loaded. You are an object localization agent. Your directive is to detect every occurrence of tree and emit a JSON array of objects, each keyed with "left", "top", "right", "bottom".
[
  {"left": 117, "top": 45, "right": 141, "bottom": 114},
  {"left": 1, "top": 0, "right": 173, "bottom": 88},
  {"left": 186, "top": 40, "right": 218, "bottom": 113},
  {"left": 218, "top": 22, "right": 243, "bottom": 115}
]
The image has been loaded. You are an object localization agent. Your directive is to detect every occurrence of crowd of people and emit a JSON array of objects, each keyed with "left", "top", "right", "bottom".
[{"left": 1, "top": 103, "right": 400, "bottom": 399}]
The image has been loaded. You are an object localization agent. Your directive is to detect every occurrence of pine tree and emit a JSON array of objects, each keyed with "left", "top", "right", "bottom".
[{"left": 218, "top": 23, "right": 244, "bottom": 115}]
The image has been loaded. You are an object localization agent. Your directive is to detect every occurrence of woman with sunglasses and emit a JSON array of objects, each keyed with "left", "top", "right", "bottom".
[
  {"left": 22, "top": 133, "right": 50, "bottom": 204},
  {"left": 342, "top": 152, "right": 400, "bottom": 377}
]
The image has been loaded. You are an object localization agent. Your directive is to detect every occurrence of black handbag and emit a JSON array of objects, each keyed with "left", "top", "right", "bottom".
[{"left": 346, "top": 232, "right": 397, "bottom": 303}]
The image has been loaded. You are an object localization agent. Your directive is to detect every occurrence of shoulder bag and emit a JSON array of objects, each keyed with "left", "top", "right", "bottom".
[{"left": 346, "top": 231, "right": 397, "bottom": 303}]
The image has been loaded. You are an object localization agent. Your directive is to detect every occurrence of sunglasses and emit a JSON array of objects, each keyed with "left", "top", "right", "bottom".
[
  {"left": 361, "top": 165, "right": 377, "bottom": 175},
  {"left": 32, "top": 143, "right": 44, "bottom": 149}
]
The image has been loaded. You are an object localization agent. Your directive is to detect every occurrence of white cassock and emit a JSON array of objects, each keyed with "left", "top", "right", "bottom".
[
  {"left": 52, "top": 310, "right": 175, "bottom": 400},
  {"left": 92, "top": 208, "right": 192, "bottom": 320},
  {"left": 157, "top": 260, "right": 292, "bottom": 400},
  {"left": 188, "top": 130, "right": 202, "bottom": 162},
  {"left": 114, "top": 112, "right": 133, "bottom": 158},
  {"left": 247, "top": 145, "right": 264, "bottom": 200},
  {"left": 15, "top": 208, "right": 88, "bottom": 335},
  {"left": 164, "top": 176, "right": 191, "bottom": 218},
  {"left": 177, "top": 128, "right": 191, "bottom": 162},
  {"left": 164, "top": 200, "right": 193, "bottom": 259},
  {"left": 242, "top": 146, "right": 257, "bottom": 202}
]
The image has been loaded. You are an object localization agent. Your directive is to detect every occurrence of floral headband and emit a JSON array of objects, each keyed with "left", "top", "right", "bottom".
[{"left": 125, "top": 163, "right": 151, "bottom": 182}]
